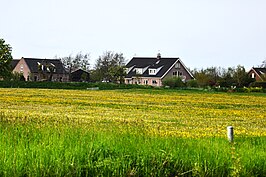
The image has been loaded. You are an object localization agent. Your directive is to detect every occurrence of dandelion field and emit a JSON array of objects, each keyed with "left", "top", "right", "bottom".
[{"left": 0, "top": 88, "right": 265, "bottom": 176}]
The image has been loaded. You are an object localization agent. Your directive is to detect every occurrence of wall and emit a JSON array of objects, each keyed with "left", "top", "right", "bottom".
[{"left": 12, "top": 58, "right": 30, "bottom": 81}]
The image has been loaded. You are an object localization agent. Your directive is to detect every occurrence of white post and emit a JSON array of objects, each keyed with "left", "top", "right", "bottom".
[{"left": 227, "top": 126, "right": 234, "bottom": 142}]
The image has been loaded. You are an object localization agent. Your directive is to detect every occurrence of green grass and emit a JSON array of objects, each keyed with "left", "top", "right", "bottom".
[
  {"left": 0, "top": 88, "right": 265, "bottom": 176},
  {"left": 0, "top": 120, "right": 265, "bottom": 176}
]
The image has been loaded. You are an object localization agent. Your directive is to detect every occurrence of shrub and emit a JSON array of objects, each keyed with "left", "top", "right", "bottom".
[
  {"left": 162, "top": 77, "right": 185, "bottom": 88},
  {"left": 186, "top": 79, "right": 198, "bottom": 88},
  {"left": 249, "top": 82, "right": 266, "bottom": 88}
]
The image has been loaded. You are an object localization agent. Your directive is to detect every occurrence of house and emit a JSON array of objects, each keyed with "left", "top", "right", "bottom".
[
  {"left": 125, "top": 54, "right": 194, "bottom": 87},
  {"left": 11, "top": 59, "right": 20, "bottom": 70},
  {"left": 13, "top": 57, "right": 69, "bottom": 82},
  {"left": 248, "top": 67, "right": 266, "bottom": 81},
  {"left": 70, "top": 69, "right": 90, "bottom": 82}
]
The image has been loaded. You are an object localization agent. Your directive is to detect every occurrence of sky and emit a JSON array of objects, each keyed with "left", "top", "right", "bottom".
[{"left": 2, "top": 0, "right": 266, "bottom": 69}]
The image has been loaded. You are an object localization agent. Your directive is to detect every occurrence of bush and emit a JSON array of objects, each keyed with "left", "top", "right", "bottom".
[
  {"left": 0, "top": 81, "right": 153, "bottom": 90},
  {"left": 249, "top": 82, "right": 266, "bottom": 88},
  {"left": 162, "top": 77, "right": 185, "bottom": 88},
  {"left": 186, "top": 79, "right": 198, "bottom": 88}
]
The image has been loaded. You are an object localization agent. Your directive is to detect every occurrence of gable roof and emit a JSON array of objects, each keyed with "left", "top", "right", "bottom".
[
  {"left": 11, "top": 59, "right": 19, "bottom": 70},
  {"left": 22, "top": 58, "right": 66, "bottom": 74},
  {"left": 71, "top": 68, "right": 90, "bottom": 74},
  {"left": 252, "top": 67, "right": 266, "bottom": 75},
  {"left": 126, "top": 57, "right": 178, "bottom": 78},
  {"left": 125, "top": 57, "right": 194, "bottom": 79}
]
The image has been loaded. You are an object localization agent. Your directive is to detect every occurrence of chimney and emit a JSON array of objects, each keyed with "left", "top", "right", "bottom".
[{"left": 157, "top": 52, "right": 161, "bottom": 60}]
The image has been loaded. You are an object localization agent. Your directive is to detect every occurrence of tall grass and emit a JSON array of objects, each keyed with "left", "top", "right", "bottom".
[{"left": 0, "top": 119, "right": 265, "bottom": 176}]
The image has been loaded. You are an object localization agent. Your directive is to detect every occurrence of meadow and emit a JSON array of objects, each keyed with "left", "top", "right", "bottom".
[{"left": 0, "top": 88, "right": 265, "bottom": 176}]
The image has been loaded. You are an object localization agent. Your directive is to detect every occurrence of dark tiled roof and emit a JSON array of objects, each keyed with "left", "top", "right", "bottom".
[
  {"left": 125, "top": 57, "right": 178, "bottom": 78},
  {"left": 71, "top": 69, "right": 90, "bottom": 82},
  {"left": 253, "top": 68, "right": 266, "bottom": 75},
  {"left": 23, "top": 58, "right": 66, "bottom": 74},
  {"left": 11, "top": 59, "right": 19, "bottom": 70}
]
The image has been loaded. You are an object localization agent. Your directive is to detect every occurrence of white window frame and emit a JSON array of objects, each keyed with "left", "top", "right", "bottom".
[
  {"left": 149, "top": 69, "right": 156, "bottom": 75},
  {"left": 136, "top": 68, "right": 143, "bottom": 75}
]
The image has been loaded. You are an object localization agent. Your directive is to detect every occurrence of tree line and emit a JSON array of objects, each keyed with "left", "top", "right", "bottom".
[
  {"left": 57, "top": 51, "right": 126, "bottom": 83},
  {"left": 0, "top": 38, "right": 265, "bottom": 88}
]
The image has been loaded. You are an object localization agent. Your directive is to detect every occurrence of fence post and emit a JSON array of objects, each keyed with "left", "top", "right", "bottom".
[{"left": 227, "top": 126, "right": 234, "bottom": 142}]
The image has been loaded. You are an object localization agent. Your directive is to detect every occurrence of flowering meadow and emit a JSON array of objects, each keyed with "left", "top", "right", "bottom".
[{"left": 0, "top": 88, "right": 265, "bottom": 176}]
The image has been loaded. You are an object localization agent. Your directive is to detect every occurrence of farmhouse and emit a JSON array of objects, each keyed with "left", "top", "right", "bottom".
[
  {"left": 125, "top": 54, "right": 194, "bottom": 86},
  {"left": 248, "top": 67, "right": 266, "bottom": 81},
  {"left": 13, "top": 57, "right": 69, "bottom": 82}
]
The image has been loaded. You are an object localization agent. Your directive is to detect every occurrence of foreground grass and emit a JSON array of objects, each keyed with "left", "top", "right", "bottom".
[
  {"left": 0, "top": 88, "right": 265, "bottom": 176},
  {"left": 1, "top": 122, "right": 265, "bottom": 177}
]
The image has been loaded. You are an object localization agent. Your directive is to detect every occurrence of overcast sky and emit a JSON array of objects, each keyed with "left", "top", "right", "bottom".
[{"left": 2, "top": 0, "right": 266, "bottom": 69}]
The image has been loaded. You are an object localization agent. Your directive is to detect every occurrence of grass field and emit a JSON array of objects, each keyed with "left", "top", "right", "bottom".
[{"left": 0, "top": 88, "right": 265, "bottom": 176}]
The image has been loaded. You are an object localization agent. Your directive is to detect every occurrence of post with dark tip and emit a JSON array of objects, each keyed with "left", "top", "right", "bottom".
[{"left": 227, "top": 126, "right": 234, "bottom": 142}]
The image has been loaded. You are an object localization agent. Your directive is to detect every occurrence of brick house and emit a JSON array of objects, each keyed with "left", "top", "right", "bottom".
[
  {"left": 13, "top": 57, "right": 68, "bottom": 82},
  {"left": 248, "top": 67, "right": 266, "bottom": 81},
  {"left": 125, "top": 54, "right": 194, "bottom": 87}
]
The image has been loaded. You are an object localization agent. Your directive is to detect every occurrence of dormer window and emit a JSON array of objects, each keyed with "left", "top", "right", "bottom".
[
  {"left": 136, "top": 68, "right": 143, "bottom": 74},
  {"left": 149, "top": 69, "right": 156, "bottom": 75}
]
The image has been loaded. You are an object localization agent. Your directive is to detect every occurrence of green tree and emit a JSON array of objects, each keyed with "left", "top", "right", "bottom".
[
  {"left": 218, "top": 67, "right": 235, "bottom": 87},
  {"left": 192, "top": 67, "right": 221, "bottom": 87},
  {"left": 59, "top": 52, "right": 90, "bottom": 80},
  {"left": 0, "top": 38, "right": 13, "bottom": 80},
  {"left": 92, "top": 51, "right": 126, "bottom": 83},
  {"left": 232, "top": 65, "right": 253, "bottom": 87}
]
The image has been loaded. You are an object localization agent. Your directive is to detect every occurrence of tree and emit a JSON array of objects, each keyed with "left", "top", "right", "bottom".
[
  {"left": 218, "top": 67, "right": 235, "bottom": 87},
  {"left": 0, "top": 39, "right": 13, "bottom": 80},
  {"left": 192, "top": 67, "right": 221, "bottom": 87},
  {"left": 92, "top": 51, "right": 126, "bottom": 83},
  {"left": 260, "top": 59, "right": 266, "bottom": 68},
  {"left": 232, "top": 65, "right": 254, "bottom": 87},
  {"left": 37, "top": 61, "right": 56, "bottom": 81},
  {"left": 59, "top": 52, "right": 90, "bottom": 80}
]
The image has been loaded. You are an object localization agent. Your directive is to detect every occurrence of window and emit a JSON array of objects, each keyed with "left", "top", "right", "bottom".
[
  {"left": 251, "top": 73, "right": 255, "bottom": 78},
  {"left": 149, "top": 69, "right": 156, "bottom": 75},
  {"left": 175, "top": 63, "right": 180, "bottom": 69},
  {"left": 20, "top": 64, "right": 24, "bottom": 72},
  {"left": 136, "top": 68, "right": 143, "bottom": 74},
  {"left": 144, "top": 80, "right": 148, "bottom": 85},
  {"left": 173, "top": 71, "right": 177, "bottom": 77},
  {"left": 178, "top": 71, "right": 183, "bottom": 76},
  {"left": 152, "top": 80, "right": 157, "bottom": 85}
]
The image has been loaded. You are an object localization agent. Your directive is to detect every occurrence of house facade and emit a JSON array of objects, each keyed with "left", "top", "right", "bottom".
[
  {"left": 248, "top": 67, "right": 266, "bottom": 81},
  {"left": 13, "top": 57, "right": 69, "bottom": 82},
  {"left": 125, "top": 54, "right": 194, "bottom": 87}
]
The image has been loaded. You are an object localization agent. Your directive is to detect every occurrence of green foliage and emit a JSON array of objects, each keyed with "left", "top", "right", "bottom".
[
  {"left": 0, "top": 119, "right": 265, "bottom": 176},
  {"left": 10, "top": 72, "right": 25, "bottom": 81},
  {"left": 162, "top": 77, "right": 185, "bottom": 88},
  {"left": 60, "top": 52, "right": 90, "bottom": 72},
  {"left": 0, "top": 81, "right": 152, "bottom": 90},
  {"left": 0, "top": 38, "right": 13, "bottom": 80},
  {"left": 92, "top": 51, "right": 126, "bottom": 83},
  {"left": 193, "top": 66, "right": 255, "bottom": 88},
  {"left": 241, "top": 87, "right": 264, "bottom": 93},
  {"left": 249, "top": 81, "right": 266, "bottom": 88},
  {"left": 186, "top": 79, "right": 198, "bottom": 87}
]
